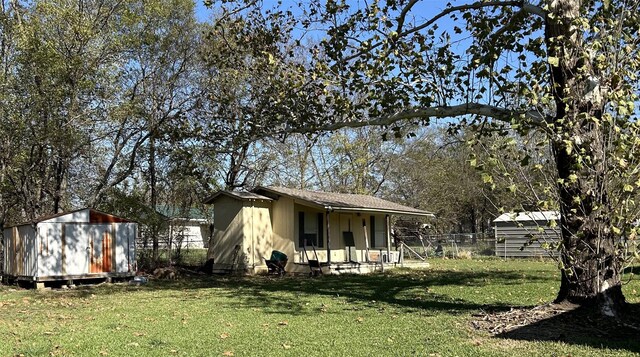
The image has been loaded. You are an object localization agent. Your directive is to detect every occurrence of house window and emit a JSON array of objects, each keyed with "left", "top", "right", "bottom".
[
  {"left": 298, "top": 211, "right": 324, "bottom": 248},
  {"left": 370, "top": 215, "right": 387, "bottom": 248}
]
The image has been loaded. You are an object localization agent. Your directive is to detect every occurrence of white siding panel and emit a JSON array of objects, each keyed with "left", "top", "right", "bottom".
[
  {"left": 171, "top": 221, "right": 207, "bottom": 249},
  {"left": 64, "top": 224, "right": 90, "bottom": 275},
  {"left": 129, "top": 224, "right": 137, "bottom": 271},
  {"left": 38, "top": 223, "right": 63, "bottom": 277},
  {"left": 115, "top": 223, "right": 137, "bottom": 273}
]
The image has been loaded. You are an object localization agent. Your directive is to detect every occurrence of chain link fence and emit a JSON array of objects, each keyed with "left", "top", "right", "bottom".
[
  {"left": 396, "top": 233, "right": 497, "bottom": 259},
  {"left": 136, "top": 236, "right": 209, "bottom": 269}
]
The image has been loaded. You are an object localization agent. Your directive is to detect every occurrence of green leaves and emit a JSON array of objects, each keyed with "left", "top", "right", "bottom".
[{"left": 481, "top": 172, "right": 493, "bottom": 184}]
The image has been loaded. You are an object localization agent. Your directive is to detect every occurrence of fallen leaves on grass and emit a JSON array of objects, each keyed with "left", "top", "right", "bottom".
[
  {"left": 133, "top": 332, "right": 146, "bottom": 337},
  {"left": 282, "top": 344, "right": 291, "bottom": 350},
  {"left": 356, "top": 317, "right": 364, "bottom": 323},
  {"left": 222, "top": 351, "right": 234, "bottom": 356},
  {"left": 471, "top": 302, "right": 640, "bottom": 342},
  {"left": 219, "top": 333, "right": 230, "bottom": 339},
  {"left": 278, "top": 321, "right": 288, "bottom": 326}
]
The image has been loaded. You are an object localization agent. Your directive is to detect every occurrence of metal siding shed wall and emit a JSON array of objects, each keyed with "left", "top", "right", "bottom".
[
  {"left": 3, "top": 228, "right": 13, "bottom": 276},
  {"left": 38, "top": 223, "right": 63, "bottom": 277},
  {"left": 3, "top": 225, "right": 39, "bottom": 277},
  {"left": 3, "top": 211, "right": 137, "bottom": 282},
  {"left": 64, "top": 224, "right": 89, "bottom": 275},
  {"left": 21, "top": 225, "right": 38, "bottom": 277},
  {"left": 129, "top": 223, "right": 137, "bottom": 272},
  {"left": 495, "top": 220, "right": 560, "bottom": 257},
  {"left": 115, "top": 222, "right": 137, "bottom": 273}
]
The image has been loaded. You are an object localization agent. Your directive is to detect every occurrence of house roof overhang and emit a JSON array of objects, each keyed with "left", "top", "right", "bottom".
[
  {"left": 253, "top": 186, "right": 435, "bottom": 218},
  {"left": 203, "top": 190, "right": 273, "bottom": 204}
]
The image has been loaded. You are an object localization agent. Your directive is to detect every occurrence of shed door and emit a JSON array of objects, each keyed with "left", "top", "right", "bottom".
[{"left": 90, "top": 226, "right": 113, "bottom": 273}]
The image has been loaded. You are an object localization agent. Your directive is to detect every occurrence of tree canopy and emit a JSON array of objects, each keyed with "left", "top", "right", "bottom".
[
  {"left": 206, "top": 0, "right": 640, "bottom": 315},
  {"left": 1, "top": 0, "right": 639, "bottom": 315}
]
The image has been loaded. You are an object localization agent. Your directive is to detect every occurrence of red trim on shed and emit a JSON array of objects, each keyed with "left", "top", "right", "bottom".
[{"left": 89, "top": 210, "right": 129, "bottom": 223}]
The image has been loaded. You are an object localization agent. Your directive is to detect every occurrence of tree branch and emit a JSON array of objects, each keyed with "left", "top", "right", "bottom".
[
  {"left": 291, "top": 103, "right": 545, "bottom": 133},
  {"left": 346, "top": 0, "right": 545, "bottom": 62},
  {"left": 396, "top": 0, "right": 420, "bottom": 34}
]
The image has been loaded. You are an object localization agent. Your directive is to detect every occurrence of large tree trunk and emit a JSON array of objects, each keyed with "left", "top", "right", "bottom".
[
  {"left": 553, "top": 140, "right": 626, "bottom": 316},
  {"left": 547, "top": 0, "right": 626, "bottom": 316}
]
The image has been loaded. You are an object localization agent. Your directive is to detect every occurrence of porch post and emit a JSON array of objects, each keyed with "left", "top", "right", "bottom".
[
  {"left": 326, "top": 210, "right": 331, "bottom": 265},
  {"left": 385, "top": 214, "right": 391, "bottom": 258}
]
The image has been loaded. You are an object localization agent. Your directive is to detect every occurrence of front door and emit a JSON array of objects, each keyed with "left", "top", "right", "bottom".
[{"left": 340, "top": 214, "right": 356, "bottom": 262}]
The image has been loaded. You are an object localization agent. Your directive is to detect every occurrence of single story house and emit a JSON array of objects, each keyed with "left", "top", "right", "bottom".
[
  {"left": 494, "top": 211, "right": 560, "bottom": 258},
  {"left": 3, "top": 208, "right": 137, "bottom": 288},
  {"left": 203, "top": 186, "right": 433, "bottom": 274},
  {"left": 157, "top": 206, "right": 212, "bottom": 250}
]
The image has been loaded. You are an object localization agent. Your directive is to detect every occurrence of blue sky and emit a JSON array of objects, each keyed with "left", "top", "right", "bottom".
[{"left": 193, "top": 0, "right": 457, "bottom": 26}]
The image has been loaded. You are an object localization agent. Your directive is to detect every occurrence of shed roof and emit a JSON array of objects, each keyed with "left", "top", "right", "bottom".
[
  {"left": 202, "top": 190, "right": 272, "bottom": 204},
  {"left": 6, "top": 208, "right": 133, "bottom": 227},
  {"left": 254, "top": 186, "right": 434, "bottom": 217},
  {"left": 493, "top": 211, "right": 559, "bottom": 223}
]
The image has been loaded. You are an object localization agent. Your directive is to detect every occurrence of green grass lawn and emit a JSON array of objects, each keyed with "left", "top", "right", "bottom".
[{"left": 0, "top": 258, "right": 638, "bottom": 356}]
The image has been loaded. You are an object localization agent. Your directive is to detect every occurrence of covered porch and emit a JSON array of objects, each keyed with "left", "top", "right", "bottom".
[{"left": 254, "top": 185, "right": 434, "bottom": 275}]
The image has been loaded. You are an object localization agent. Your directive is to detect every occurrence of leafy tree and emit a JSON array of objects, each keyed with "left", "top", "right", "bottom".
[
  {"left": 211, "top": 0, "right": 640, "bottom": 316},
  {"left": 384, "top": 128, "right": 490, "bottom": 235},
  {"left": 1, "top": 0, "right": 129, "bottom": 219}
]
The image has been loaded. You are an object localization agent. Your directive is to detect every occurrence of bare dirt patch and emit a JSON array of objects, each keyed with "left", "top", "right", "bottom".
[{"left": 471, "top": 302, "right": 640, "bottom": 344}]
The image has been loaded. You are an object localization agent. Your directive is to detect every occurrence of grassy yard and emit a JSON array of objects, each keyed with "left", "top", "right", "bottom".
[{"left": 0, "top": 258, "right": 638, "bottom": 356}]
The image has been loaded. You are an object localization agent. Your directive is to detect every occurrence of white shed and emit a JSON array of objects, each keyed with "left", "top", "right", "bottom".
[
  {"left": 2, "top": 209, "right": 137, "bottom": 287},
  {"left": 494, "top": 211, "right": 560, "bottom": 258}
]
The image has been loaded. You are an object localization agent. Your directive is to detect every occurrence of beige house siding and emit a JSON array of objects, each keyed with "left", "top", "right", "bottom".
[
  {"left": 212, "top": 195, "right": 245, "bottom": 267},
  {"left": 271, "top": 196, "right": 295, "bottom": 265},
  {"left": 242, "top": 200, "right": 273, "bottom": 273}
]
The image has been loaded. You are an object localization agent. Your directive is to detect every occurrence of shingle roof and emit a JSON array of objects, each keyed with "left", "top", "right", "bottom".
[
  {"left": 493, "top": 211, "right": 559, "bottom": 223},
  {"left": 203, "top": 190, "right": 273, "bottom": 204},
  {"left": 255, "top": 186, "right": 433, "bottom": 217}
]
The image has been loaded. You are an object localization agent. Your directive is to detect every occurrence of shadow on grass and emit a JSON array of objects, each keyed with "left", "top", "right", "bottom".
[
  {"left": 44, "top": 268, "right": 551, "bottom": 317},
  {"left": 229, "top": 270, "right": 538, "bottom": 315},
  {"left": 25, "top": 267, "right": 640, "bottom": 353},
  {"left": 495, "top": 302, "right": 640, "bottom": 353}
]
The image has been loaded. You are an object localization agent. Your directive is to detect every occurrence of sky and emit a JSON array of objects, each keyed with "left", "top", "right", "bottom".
[
  {"left": 192, "top": 0, "right": 467, "bottom": 58},
  {"left": 193, "top": 0, "right": 458, "bottom": 27}
]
